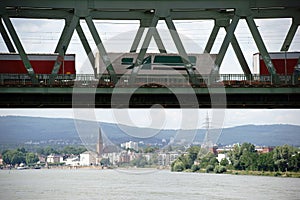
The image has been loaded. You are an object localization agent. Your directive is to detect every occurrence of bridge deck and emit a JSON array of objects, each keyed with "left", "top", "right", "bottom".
[{"left": 1, "top": 87, "right": 299, "bottom": 108}]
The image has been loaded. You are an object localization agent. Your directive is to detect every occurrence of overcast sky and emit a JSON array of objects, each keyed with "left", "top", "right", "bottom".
[{"left": 0, "top": 18, "right": 299, "bottom": 129}]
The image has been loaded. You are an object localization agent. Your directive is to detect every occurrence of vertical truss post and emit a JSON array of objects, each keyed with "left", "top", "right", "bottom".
[
  {"left": 2, "top": 16, "right": 38, "bottom": 83},
  {"left": 246, "top": 15, "right": 279, "bottom": 83},
  {"left": 165, "top": 15, "right": 198, "bottom": 85},
  {"left": 281, "top": 19, "right": 299, "bottom": 51},
  {"left": 76, "top": 23, "right": 96, "bottom": 76},
  {"left": 213, "top": 15, "right": 240, "bottom": 75},
  {"left": 50, "top": 14, "right": 79, "bottom": 83},
  {"left": 129, "top": 15, "right": 159, "bottom": 84},
  {"left": 0, "top": 18, "right": 16, "bottom": 52},
  {"left": 204, "top": 23, "right": 220, "bottom": 53},
  {"left": 85, "top": 15, "right": 117, "bottom": 84}
]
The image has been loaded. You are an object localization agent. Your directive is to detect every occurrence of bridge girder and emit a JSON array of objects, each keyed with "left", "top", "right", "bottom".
[{"left": 0, "top": 0, "right": 299, "bottom": 84}]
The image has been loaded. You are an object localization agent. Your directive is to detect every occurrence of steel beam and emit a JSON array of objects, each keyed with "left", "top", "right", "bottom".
[
  {"left": 152, "top": 28, "right": 167, "bottom": 53},
  {"left": 130, "top": 20, "right": 166, "bottom": 53},
  {"left": 76, "top": 23, "right": 96, "bottom": 76},
  {"left": 51, "top": 14, "right": 79, "bottom": 83},
  {"left": 213, "top": 15, "right": 240, "bottom": 74},
  {"left": 85, "top": 15, "right": 117, "bottom": 83},
  {"left": 2, "top": 16, "right": 37, "bottom": 83},
  {"left": 204, "top": 24, "right": 220, "bottom": 53},
  {"left": 4, "top": 0, "right": 300, "bottom": 10},
  {"left": 165, "top": 15, "right": 198, "bottom": 85},
  {"left": 54, "top": 17, "right": 73, "bottom": 53},
  {"left": 3, "top": 8, "right": 300, "bottom": 21},
  {"left": 129, "top": 15, "right": 159, "bottom": 84},
  {"left": 246, "top": 15, "right": 279, "bottom": 83},
  {"left": 224, "top": 26, "right": 252, "bottom": 78},
  {"left": 281, "top": 19, "right": 299, "bottom": 51},
  {"left": 130, "top": 26, "right": 145, "bottom": 53},
  {"left": 0, "top": 18, "right": 15, "bottom": 52}
]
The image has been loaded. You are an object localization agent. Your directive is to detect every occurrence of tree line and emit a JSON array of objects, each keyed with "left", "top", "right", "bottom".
[
  {"left": 1, "top": 146, "right": 87, "bottom": 166},
  {"left": 171, "top": 143, "right": 300, "bottom": 174}
]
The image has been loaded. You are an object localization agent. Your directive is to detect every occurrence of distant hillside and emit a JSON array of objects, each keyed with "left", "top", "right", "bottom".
[{"left": 0, "top": 116, "right": 299, "bottom": 146}]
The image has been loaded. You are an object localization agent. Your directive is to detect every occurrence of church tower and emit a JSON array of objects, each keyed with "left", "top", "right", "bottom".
[{"left": 96, "top": 128, "right": 103, "bottom": 157}]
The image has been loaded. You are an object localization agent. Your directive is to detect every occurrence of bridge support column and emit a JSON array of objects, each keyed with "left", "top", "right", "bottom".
[
  {"left": 85, "top": 15, "right": 117, "bottom": 83},
  {"left": 0, "top": 18, "right": 16, "bottom": 52},
  {"left": 2, "top": 16, "right": 38, "bottom": 83},
  {"left": 246, "top": 15, "right": 279, "bottom": 84}
]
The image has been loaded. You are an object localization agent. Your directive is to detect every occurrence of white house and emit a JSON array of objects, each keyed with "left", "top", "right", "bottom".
[
  {"left": 65, "top": 156, "right": 80, "bottom": 166},
  {"left": 46, "top": 154, "right": 63, "bottom": 163},
  {"left": 80, "top": 151, "right": 97, "bottom": 166}
]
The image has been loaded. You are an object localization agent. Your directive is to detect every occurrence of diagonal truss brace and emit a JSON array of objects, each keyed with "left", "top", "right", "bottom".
[
  {"left": 204, "top": 25, "right": 220, "bottom": 53},
  {"left": 246, "top": 15, "right": 279, "bottom": 83},
  {"left": 281, "top": 18, "right": 299, "bottom": 51},
  {"left": 85, "top": 15, "right": 117, "bottom": 83},
  {"left": 130, "top": 19, "right": 166, "bottom": 53},
  {"left": 50, "top": 14, "right": 79, "bottom": 83},
  {"left": 165, "top": 15, "right": 199, "bottom": 85},
  {"left": 129, "top": 15, "right": 159, "bottom": 84},
  {"left": 205, "top": 18, "right": 252, "bottom": 79},
  {"left": 0, "top": 18, "right": 15, "bottom": 52},
  {"left": 212, "top": 15, "right": 240, "bottom": 76},
  {"left": 75, "top": 23, "right": 96, "bottom": 76},
  {"left": 2, "top": 16, "right": 38, "bottom": 83}
]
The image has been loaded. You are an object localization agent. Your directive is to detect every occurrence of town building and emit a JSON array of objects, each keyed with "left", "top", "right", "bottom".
[
  {"left": 80, "top": 151, "right": 97, "bottom": 166},
  {"left": 121, "top": 141, "right": 139, "bottom": 152},
  {"left": 158, "top": 152, "right": 179, "bottom": 166},
  {"left": 64, "top": 156, "right": 80, "bottom": 166},
  {"left": 46, "top": 154, "right": 63, "bottom": 163}
]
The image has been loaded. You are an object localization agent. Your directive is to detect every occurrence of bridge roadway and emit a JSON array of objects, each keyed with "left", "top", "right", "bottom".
[{"left": 0, "top": 86, "right": 299, "bottom": 108}]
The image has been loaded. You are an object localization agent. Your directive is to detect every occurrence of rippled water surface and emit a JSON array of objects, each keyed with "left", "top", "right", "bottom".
[{"left": 0, "top": 169, "right": 299, "bottom": 200}]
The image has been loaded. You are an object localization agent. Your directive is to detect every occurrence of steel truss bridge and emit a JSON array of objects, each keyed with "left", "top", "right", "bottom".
[{"left": 0, "top": 0, "right": 300, "bottom": 108}]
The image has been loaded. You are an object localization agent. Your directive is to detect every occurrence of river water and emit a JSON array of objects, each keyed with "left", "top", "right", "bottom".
[{"left": 0, "top": 169, "right": 299, "bottom": 200}]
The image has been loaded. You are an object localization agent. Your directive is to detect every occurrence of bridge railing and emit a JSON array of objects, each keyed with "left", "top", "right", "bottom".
[{"left": 0, "top": 73, "right": 299, "bottom": 87}]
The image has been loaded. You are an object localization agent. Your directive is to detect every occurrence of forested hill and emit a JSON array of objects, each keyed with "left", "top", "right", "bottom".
[{"left": 0, "top": 116, "right": 300, "bottom": 146}]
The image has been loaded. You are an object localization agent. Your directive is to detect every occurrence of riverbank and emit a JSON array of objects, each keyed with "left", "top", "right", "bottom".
[
  {"left": 225, "top": 170, "right": 300, "bottom": 178},
  {"left": 187, "top": 168, "right": 300, "bottom": 178}
]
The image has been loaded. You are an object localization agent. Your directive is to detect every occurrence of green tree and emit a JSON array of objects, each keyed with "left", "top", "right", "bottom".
[
  {"left": 228, "top": 143, "right": 256, "bottom": 170},
  {"left": 25, "top": 153, "right": 39, "bottom": 165},
  {"left": 172, "top": 160, "right": 185, "bottom": 172},
  {"left": 198, "top": 152, "right": 218, "bottom": 169},
  {"left": 220, "top": 158, "right": 229, "bottom": 166},
  {"left": 100, "top": 158, "right": 110, "bottom": 167},
  {"left": 257, "top": 152, "right": 275, "bottom": 171},
  {"left": 61, "top": 146, "right": 87, "bottom": 155},
  {"left": 214, "top": 165, "right": 227, "bottom": 173},
  {"left": 10, "top": 150, "right": 26, "bottom": 165},
  {"left": 273, "top": 145, "right": 295, "bottom": 172}
]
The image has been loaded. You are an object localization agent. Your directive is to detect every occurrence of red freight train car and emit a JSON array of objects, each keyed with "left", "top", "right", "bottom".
[
  {"left": 0, "top": 53, "right": 76, "bottom": 75},
  {"left": 253, "top": 52, "right": 300, "bottom": 75}
]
